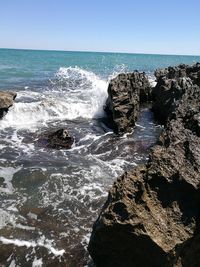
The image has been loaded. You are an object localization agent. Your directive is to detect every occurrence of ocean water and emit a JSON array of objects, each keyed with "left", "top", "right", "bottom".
[{"left": 0, "top": 48, "right": 200, "bottom": 266}]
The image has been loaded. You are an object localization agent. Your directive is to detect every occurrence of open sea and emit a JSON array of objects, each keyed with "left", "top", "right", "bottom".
[{"left": 0, "top": 48, "right": 200, "bottom": 266}]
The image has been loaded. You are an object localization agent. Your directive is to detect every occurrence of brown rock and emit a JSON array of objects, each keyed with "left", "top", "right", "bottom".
[
  {"left": 104, "top": 71, "right": 151, "bottom": 134},
  {"left": 0, "top": 91, "right": 17, "bottom": 118}
]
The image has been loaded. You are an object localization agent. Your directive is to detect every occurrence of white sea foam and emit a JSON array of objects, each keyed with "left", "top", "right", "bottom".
[
  {"left": 0, "top": 166, "right": 22, "bottom": 194},
  {"left": 55, "top": 66, "right": 108, "bottom": 118},
  {"left": 9, "top": 260, "right": 16, "bottom": 267},
  {"left": 0, "top": 67, "right": 108, "bottom": 129},
  {"left": 0, "top": 236, "right": 65, "bottom": 256},
  {"left": 148, "top": 75, "right": 157, "bottom": 87},
  {"left": 0, "top": 209, "right": 16, "bottom": 229},
  {"left": 32, "top": 257, "right": 43, "bottom": 267}
]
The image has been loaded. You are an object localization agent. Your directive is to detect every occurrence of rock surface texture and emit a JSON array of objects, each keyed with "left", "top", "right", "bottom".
[
  {"left": 104, "top": 71, "right": 150, "bottom": 134},
  {"left": 88, "top": 63, "right": 200, "bottom": 267},
  {"left": 152, "top": 63, "right": 200, "bottom": 124},
  {"left": 0, "top": 91, "right": 17, "bottom": 118}
]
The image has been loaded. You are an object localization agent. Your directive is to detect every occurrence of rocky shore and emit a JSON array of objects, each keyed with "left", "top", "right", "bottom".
[{"left": 88, "top": 63, "right": 200, "bottom": 267}]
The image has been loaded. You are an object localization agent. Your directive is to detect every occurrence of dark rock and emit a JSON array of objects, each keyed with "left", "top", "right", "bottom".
[
  {"left": 154, "top": 62, "right": 200, "bottom": 87},
  {"left": 104, "top": 71, "right": 151, "bottom": 134},
  {"left": 39, "top": 129, "right": 74, "bottom": 149},
  {"left": 152, "top": 63, "right": 200, "bottom": 124},
  {"left": 0, "top": 91, "right": 17, "bottom": 118},
  {"left": 152, "top": 77, "right": 193, "bottom": 124},
  {"left": 88, "top": 65, "right": 200, "bottom": 267}
]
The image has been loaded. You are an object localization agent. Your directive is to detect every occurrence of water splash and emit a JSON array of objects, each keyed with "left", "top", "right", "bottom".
[{"left": 0, "top": 67, "right": 108, "bottom": 129}]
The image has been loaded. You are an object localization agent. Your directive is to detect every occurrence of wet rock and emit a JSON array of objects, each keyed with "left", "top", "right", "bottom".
[
  {"left": 88, "top": 66, "right": 200, "bottom": 267},
  {"left": 39, "top": 129, "right": 74, "bottom": 149},
  {"left": 0, "top": 91, "right": 17, "bottom": 118},
  {"left": 104, "top": 71, "right": 151, "bottom": 134}
]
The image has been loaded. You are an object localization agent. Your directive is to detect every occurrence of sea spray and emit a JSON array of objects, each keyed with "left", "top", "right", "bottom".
[{"left": 0, "top": 67, "right": 108, "bottom": 129}]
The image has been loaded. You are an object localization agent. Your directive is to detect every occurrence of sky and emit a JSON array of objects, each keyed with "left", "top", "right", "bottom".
[{"left": 0, "top": 0, "right": 200, "bottom": 55}]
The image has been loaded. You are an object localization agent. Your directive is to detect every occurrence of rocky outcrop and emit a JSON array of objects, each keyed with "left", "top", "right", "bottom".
[
  {"left": 88, "top": 64, "right": 200, "bottom": 267},
  {"left": 152, "top": 63, "right": 200, "bottom": 124},
  {"left": 152, "top": 77, "right": 193, "bottom": 124},
  {"left": 39, "top": 129, "right": 74, "bottom": 149},
  {"left": 0, "top": 91, "right": 17, "bottom": 118},
  {"left": 154, "top": 63, "right": 200, "bottom": 86},
  {"left": 104, "top": 71, "right": 151, "bottom": 134}
]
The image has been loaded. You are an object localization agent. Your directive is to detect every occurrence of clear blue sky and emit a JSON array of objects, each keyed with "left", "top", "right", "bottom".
[{"left": 0, "top": 0, "right": 200, "bottom": 55}]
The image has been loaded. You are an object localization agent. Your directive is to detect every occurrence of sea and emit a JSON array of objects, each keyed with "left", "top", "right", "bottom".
[{"left": 0, "top": 48, "right": 200, "bottom": 266}]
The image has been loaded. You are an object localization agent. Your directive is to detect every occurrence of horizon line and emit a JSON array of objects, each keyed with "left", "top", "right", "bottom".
[{"left": 0, "top": 47, "right": 200, "bottom": 57}]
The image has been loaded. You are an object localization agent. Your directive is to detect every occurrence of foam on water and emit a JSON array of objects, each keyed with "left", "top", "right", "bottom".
[
  {"left": 32, "top": 257, "right": 43, "bottom": 267},
  {"left": 0, "top": 67, "right": 108, "bottom": 129},
  {"left": 0, "top": 166, "right": 22, "bottom": 194},
  {"left": 0, "top": 236, "right": 65, "bottom": 256},
  {"left": 148, "top": 75, "right": 157, "bottom": 87}
]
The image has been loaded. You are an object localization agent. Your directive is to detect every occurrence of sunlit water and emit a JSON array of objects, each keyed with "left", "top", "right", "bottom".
[{"left": 0, "top": 49, "right": 199, "bottom": 266}]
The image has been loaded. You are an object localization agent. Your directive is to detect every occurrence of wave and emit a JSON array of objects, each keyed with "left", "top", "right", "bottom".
[{"left": 0, "top": 67, "right": 108, "bottom": 129}]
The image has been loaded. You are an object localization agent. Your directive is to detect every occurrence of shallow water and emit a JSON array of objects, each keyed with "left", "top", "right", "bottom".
[{"left": 1, "top": 49, "right": 199, "bottom": 266}]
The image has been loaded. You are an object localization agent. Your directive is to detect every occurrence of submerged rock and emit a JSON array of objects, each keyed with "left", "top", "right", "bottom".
[
  {"left": 104, "top": 71, "right": 151, "bottom": 134},
  {"left": 40, "top": 129, "right": 74, "bottom": 149},
  {"left": 88, "top": 64, "right": 200, "bottom": 267},
  {"left": 0, "top": 91, "right": 17, "bottom": 118}
]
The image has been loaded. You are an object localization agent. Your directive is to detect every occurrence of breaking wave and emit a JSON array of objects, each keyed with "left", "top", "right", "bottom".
[{"left": 0, "top": 67, "right": 108, "bottom": 129}]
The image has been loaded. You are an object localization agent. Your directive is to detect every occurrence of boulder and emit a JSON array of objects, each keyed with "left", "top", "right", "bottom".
[
  {"left": 39, "top": 129, "right": 74, "bottom": 149},
  {"left": 88, "top": 65, "right": 200, "bottom": 267},
  {"left": 104, "top": 71, "right": 151, "bottom": 134},
  {"left": 0, "top": 91, "right": 17, "bottom": 118}
]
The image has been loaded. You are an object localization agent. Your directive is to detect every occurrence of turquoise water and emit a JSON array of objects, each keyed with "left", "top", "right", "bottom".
[
  {"left": 0, "top": 48, "right": 200, "bottom": 89},
  {"left": 0, "top": 49, "right": 199, "bottom": 266}
]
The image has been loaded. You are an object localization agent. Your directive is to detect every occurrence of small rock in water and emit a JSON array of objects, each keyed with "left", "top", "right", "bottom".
[
  {"left": 0, "top": 91, "right": 17, "bottom": 118},
  {"left": 38, "top": 128, "right": 74, "bottom": 149},
  {"left": 46, "top": 128, "right": 74, "bottom": 149}
]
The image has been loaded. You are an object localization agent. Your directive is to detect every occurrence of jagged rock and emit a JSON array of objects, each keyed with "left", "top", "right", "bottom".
[
  {"left": 88, "top": 65, "right": 200, "bottom": 267},
  {"left": 104, "top": 71, "right": 151, "bottom": 134},
  {"left": 39, "top": 129, "right": 74, "bottom": 149},
  {"left": 152, "top": 63, "right": 200, "bottom": 124},
  {"left": 154, "top": 62, "right": 200, "bottom": 86},
  {"left": 0, "top": 91, "right": 17, "bottom": 118},
  {"left": 155, "top": 64, "right": 187, "bottom": 80},
  {"left": 152, "top": 77, "right": 193, "bottom": 124}
]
